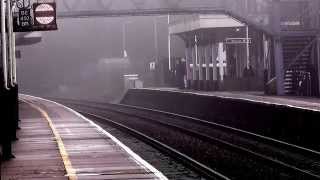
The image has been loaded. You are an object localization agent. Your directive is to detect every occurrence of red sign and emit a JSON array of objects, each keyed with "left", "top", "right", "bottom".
[{"left": 33, "top": 3, "right": 57, "bottom": 31}]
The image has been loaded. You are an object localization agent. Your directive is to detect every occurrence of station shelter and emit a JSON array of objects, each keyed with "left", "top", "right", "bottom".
[{"left": 169, "top": 14, "right": 273, "bottom": 92}]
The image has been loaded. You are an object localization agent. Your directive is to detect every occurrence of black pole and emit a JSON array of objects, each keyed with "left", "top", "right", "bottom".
[{"left": 0, "top": 88, "right": 15, "bottom": 161}]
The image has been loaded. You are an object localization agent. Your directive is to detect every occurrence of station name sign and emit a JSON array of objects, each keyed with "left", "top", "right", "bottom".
[
  {"left": 14, "top": 2, "right": 58, "bottom": 32},
  {"left": 225, "top": 38, "right": 252, "bottom": 44}
]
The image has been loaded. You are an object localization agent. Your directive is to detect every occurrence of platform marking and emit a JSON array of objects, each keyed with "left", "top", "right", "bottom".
[
  {"left": 21, "top": 94, "right": 168, "bottom": 180},
  {"left": 22, "top": 99, "right": 77, "bottom": 180}
]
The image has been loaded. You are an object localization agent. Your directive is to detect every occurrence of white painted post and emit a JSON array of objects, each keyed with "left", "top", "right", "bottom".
[
  {"left": 122, "top": 23, "right": 127, "bottom": 58},
  {"left": 263, "top": 33, "right": 267, "bottom": 69},
  {"left": 195, "top": 34, "right": 198, "bottom": 80},
  {"left": 198, "top": 44, "right": 203, "bottom": 81},
  {"left": 246, "top": 25, "right": 250, "bottom": 69},
  {"left": 1, "top": 0, "right": 9, "bottom": 90},
  {"left": 185, "top": 43, "right": 191, "bottom": 81},
  {"left": 192, "top": 44, "right": 196, "bottom": 81},
  {"left": 11, "top": 4, "right": 16, "bottom": 85},
  {"left": 205, "top": 44, "right": 210, "bottom": 81},
  {"left": 212, "top": 43, "right": 218, "bottom": 81},
  {"left": 217, "top": 43, "right": 227, "bottom": 81},
  {"left": 7, "top": 0, "right": 14, "bottom": 87},
  {"left": 12, "top": 32, "right": 16, "bottom": 84}
]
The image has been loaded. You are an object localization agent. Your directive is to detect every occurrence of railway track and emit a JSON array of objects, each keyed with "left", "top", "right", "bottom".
[
  {"left": 56, "top": 99, "right": 320, "bottom": 179},
  {"left": 82, "top": 112, "right": 230, "bottom": 180}
]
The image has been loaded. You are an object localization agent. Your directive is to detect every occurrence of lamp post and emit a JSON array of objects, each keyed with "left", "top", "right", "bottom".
[
  {"left": 246, "top": 25, "right": 250, "bottom": 69},
  {"left": 168, "top": 14, "right": 171, "bottom": 71},
  {"left": 153, "top": 17, "right": 159, "bottom": 63},
  {"left": 122, "top": 21, "right": 132, "bottom": 58},
  {"left": 153, "top": 16, "right": 167, "bottom": 62}
]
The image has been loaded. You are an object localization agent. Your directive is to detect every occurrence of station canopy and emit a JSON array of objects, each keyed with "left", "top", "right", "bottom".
[{"left": 169, "top": 14, "right": 245, "bottom": 35}]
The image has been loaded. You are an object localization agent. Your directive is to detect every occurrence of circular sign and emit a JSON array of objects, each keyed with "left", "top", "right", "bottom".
[{"left": 35, "top": 3, "right": 55, "bottom": 25}]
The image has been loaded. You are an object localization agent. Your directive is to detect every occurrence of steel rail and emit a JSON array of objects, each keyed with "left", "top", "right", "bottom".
[{"left": 80, "top": 111, "right": 231, "bottom": 180}]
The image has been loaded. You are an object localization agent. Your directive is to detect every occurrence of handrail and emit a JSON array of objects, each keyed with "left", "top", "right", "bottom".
[{"left": 285, "top": 35, "right": 318, "bottom": 72}]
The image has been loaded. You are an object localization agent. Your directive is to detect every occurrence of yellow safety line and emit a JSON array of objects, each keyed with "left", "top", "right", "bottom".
[{"left": 23, "top": 100, "right": 77, "bottom": 180}]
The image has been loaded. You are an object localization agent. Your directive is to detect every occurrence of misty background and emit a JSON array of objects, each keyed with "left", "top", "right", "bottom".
[{"left": 17, "top": 17, "right": 185, "bottom": 101}]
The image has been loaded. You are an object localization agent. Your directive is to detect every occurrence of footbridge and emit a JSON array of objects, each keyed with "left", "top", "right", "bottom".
[{"left": 56, "top": 0, "right": 274, "bottom": 32}]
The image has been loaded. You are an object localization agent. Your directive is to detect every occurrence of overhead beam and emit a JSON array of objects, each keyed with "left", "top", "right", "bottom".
[{"left": 57, "top": 8, "right": 226, "bottom": 19}]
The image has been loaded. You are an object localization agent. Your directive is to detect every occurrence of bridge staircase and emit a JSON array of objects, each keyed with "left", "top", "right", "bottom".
[
  {"left": 279, "top": 0, "right": 319, "bottom": 96},
  {"left": 223, "top": 0, "right": 319, "bottom": 96},
  {"left": 282, "top": 36, "right": 316, "bottom": 96}
]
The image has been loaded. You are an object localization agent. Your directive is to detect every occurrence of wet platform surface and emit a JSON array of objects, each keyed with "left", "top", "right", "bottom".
[
  {"left": 148, "top": 88, "right": 320, "bottom": 112},
  {"left": 1, "top": 95, "right": 167, "bottom": 180},
  {"left": 1, "top": 101, "right": 67, "bottom": 180}
]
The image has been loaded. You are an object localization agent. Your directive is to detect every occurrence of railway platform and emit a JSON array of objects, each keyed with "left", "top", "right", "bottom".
[
  {"left": 147, "top": 88, "right": 320, "bottom": 112},
  {"left": 1, "top": 94, "right": 167, "bottom": 180}
]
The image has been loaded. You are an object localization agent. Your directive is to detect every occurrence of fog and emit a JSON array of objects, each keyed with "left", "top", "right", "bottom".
[
  {"left": 16, "top": 0, "right": 318, "bottom": 101},
  {"left": 17, "top": 16, "right": 184, "bottom": 101}
]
